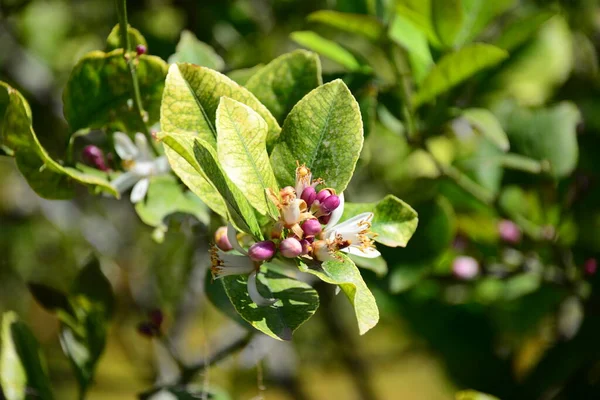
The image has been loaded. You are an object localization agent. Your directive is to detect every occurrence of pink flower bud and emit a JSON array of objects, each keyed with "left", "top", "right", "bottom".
[
  {"left": 82, "top": 145, "right": 109, "bottom": 171},
  {"left": 498, "top": 220, "right": 522, "bottom": 244},
  {"left": 320, "top": 195, "right": 340, "bottom": 213},
  {"left": 301, "top": 186, "right": 317, "bottom": 207},
  {"left": 585, "top": 258, "right": 597, "bottom": 276},
  {"left": 137, "top": 322, "right": 158, "bottom": 338},
  {"left": 302, "top": 219, "right": 322, "bottom": 236},
  {"left": 248, "top": 241, "right": 276, "bottom": 261},
  {"left": 319, "top": 214, "right": 331, "bottom": 225},
  {"left": 299, "top": 239, "right": 311, "bottom": 255},
  {"left": 279, "top": 237, "right": 303, "bottom": 258},
  {"left": 452, "top": 256, "right": 479, "bottom": 280},
  {"left": 316, "top": 189, "right": 332, "bottom": 203},
  {"left": 136, "top": 44, "right": 147, "bottom": 55},
  {"left": 215, "top": 226, "right": 232, "bottom": 251}
]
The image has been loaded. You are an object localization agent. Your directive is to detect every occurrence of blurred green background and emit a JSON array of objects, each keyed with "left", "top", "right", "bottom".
[{"left": 2, "top": 0, "right": 600, "bottom": 399}]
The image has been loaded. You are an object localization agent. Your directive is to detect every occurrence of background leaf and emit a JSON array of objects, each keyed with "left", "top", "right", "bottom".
[
  {"left": 462, "top": 108, "right": 510, "bottom": 151},
  {"left": 216, "top": 97, "right": 279, "bottom": 217},
  {"left": 270, "top": 79, "right": 363, "bottom": 193},
  {"left": 222, "top": 267, "right": 319, "bottom": 341},
  {"left": 341, "top": 195, "right": 419, "bottom": 247},
  {"left": 63, "top": 50, "right": 168, "bottom": 134},
  {"left": 307, "top": 11, "right": 384, "bottom": 41},
  {"left": 432, "top": 0, "right": 464, "bottom": 48},
  {"left": 290, "top": 31, "right": 365, "bottom": 72},
  {"left": 245, "top": 50, "right": 322, "bottom": 125},
  {"left": 415, "top": 43, "right": 509, "bottom": 106},
  {"left": 1, "top": 312, "right": 53, "bottom": 400},
  {"left": 105, "top": 24, "right": 147, "bottom": 51},
  {"left": 168, "top": 30, "right": 225, "bottom": 71},
  {"left": 299, "top": 255, "right": 379, "bottom": 335}
]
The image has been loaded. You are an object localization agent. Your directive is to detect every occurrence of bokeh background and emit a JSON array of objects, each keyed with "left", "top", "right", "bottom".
[{"left": 2, "top": 0, "right": 600, "bottom": 399}]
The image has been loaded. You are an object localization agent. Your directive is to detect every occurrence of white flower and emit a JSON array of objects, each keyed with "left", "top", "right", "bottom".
[
  {"left": 322, "top": 193, "right": 381, "bottom": 259},
  {"left": 111, "top": 132, "right": 170, "bottom": 203},
  {"left": 210, "top": 224, "right": 277, "bottom": 306}
]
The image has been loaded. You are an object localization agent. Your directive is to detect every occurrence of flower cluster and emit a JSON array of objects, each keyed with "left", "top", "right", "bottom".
[{"left": 211, "top": 163, "right": 380, "bottom": 306}]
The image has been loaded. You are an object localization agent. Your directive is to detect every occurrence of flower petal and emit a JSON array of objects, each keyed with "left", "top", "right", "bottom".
[
  {"left": 247, "top": 271, "right": 277, "bottom": 306},
  {"left": 111, "top": 171, "right": 139, "bottom": 193},
  {"left": 135, "top": 133, "right": 152, "bottom": 161},
  {"left": 227, "top": 223, "right": 247, "bottom": 255},
  {"left": 329, "top": 212, "right": 373, "bottom": 235},
  {"left": 342, "top": 245, "right": 381, "bottom": 258},
  {"left": 324, "top": 192, "right": 345, "bottom": 231},
  {"left": 114, "top": 132, "right": 138, "bottom": 160},
  {"left": 154, "top": 156, "right": 171, "bottom": 174},
  {"left": 130, "top": 177, "right": 150, "bottom": 203}
]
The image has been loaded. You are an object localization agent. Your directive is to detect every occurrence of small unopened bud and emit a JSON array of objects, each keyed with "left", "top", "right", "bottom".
[
  {"left": 280, "top": 238, "right": 303, "bottom": 258},
  {"left": 299, "top": 239, "right": 311, "bottom": 255},
  {"left": 248, "top": 240, "right": 276, "bottom": 261},
  {"left": 584, "top": 258, "right": 597, "bottom": 276},
  {"left": 149, "top": 309, "right": 163, "bottom": 328},
  {"left": 82, "top": 145, "right": 109, "bottom": 171},
  {"left": 136, "top": 44, "right": 147, "bottom": 55},
  {"left": 302, "top": 219, "right": 322, "bottom": 236},
  {"left": 320, "top": 195, "right": 340, "bottom": 213},
  {"left": 452, "top": 256, "right": 479, "bottom": 280},
  {"left": 498, "top": 220, "right": 522, "bottom": 244},
  {"left": 215, "top": 226, "right": 232, "bottom": 251},
  {"left": 316, "top": 189, "right": 332, "bottom": 203},
  {"left": 301, "top": 186, "right": 317, "bottom": 207}
]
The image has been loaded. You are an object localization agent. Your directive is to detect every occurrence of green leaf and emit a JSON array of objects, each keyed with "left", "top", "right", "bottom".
[
  {"left": 270, "top": 79, "right": 363, "bottom": 193},
  {"left": 60, "top": 257, "right": 114, "bottom": 395},
  {"left": 204, "top": 269, "right": 252, "bottom": 329},
  {"left": 160, "top": 63, "right": 280, "bottom": 147},
  {"left": 221, "top": 267, "right": 319, "bottom": 341},
  {"left": 299, "top": 254, "right": 379, "bottom": 335},
  {"left": 455, "top": 390, "right": 500, "bottom": 400},
  {"left": 455, "top": 0, "right": 516, "bottom": 45},
  {"left": 135, "top": 175, "right": 209, "bottom": 228},
  {"left": 462, "top": 108, "right": 510, "bottom": 151},
  {"left": 168, "top": 30, "right": 225, "bottom": 71},
  {"left": 216, "top": 97, "right": 279, "bottom": 217},
  {"left": 0, "top": 81, "right": 118, "bottom": 199},
  {"left": 500, "top": 102, "right": 580, "bottom": 178},
  {"left": 341, "top": 195, "right": 419, "bottom": 247},
  {"left": 432, "top": 0, "right": 464, "bottom": 48},
  {"left": 27, "top": 284, "right": 74, "bottom": 316},
  {"left": 193, "top": 138, "right": 262, "bottom": 237},
  {"left": 395, "top": 1, "right": 441, "bottom": 47},
  {"left": 245, "top": 50, "right": 322, "bottom": 125},
  {"left": 348, "top": 254, "right": 388, "bottom": 277},
  {"left": 494, "top": 11, "right": 555, "bottom": 51},
  {"left": 415, "top": 43, "right": 508, "bottom": 106},
  {"left": 307, "top": 10, "right": 385, "bottom": 41},
  {"left": 160, "top": 132, "right": 228, "bottom": 218},
  {"left": 63, "top": 50, "right": 167, "bottom": 134},
  {"left": 290, "top": 31, "right": 365, "bottom": 72},
  {"left": 227, "top": 65, "right": 264, "bottom": 85},
  {"left": 105, "top": 24, "right": 147, "bottom": 51},
  {"left": 1, "top": 312, "right": 54, "bottom": 400},
  {"left": 388, "top": 14, "right": 434, "bottom": 84}
]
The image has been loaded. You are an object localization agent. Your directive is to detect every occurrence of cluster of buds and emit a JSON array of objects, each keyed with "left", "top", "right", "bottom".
[{"left": 210, "top": 163, "right": 381, "bottom": 306}]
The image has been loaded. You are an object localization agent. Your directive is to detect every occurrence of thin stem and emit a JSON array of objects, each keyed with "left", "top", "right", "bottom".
[
  {"left": 387, "top": 43, "right": 418, "bottom": 142},
  {"left": 435, "top": 160, "right": 495, "bottom": 206},
  {"left": 501, "top": 153, "right": 550, "bottom": 174},
  {"left": 178, "top": 332, "right": 253, "bottom": 384},
  {"left": 114, "top": 0, "right": 158, "bottom": 156}
]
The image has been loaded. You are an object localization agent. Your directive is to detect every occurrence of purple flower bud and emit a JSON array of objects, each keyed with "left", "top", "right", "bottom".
[
  {"left": 316, "top": 189, "right": 332, "bottom": 203},
  {"left": 279, "top": 237, "right": 303, "bottom": 258},
  {"left": 320, "top": 195, "right": 340, "bottom": 213},
  {"left": 452, "top": 256, "right": 479, "bottom": 280},
  {"left": 149, "top": 309, "right": 163, "bottom": 328},
  {"left": 82, "top": 145, "right": 109, "bottom": 171},
  {"left": 319, "top": 214, "right": 331, "bottom": 225},
  {"left": 301, "top": 186, "right": 317, "bottom": 207},
  {"left": 585, "top": 258, "right": 597, "bottom": 276},
  {"left": 498, "top": 220, "right": 522, "bottom": 244},
  {"left": 215, "top": 226, "right": 232, "bottom": 251},
  {"left": 302, "top": 219, "right": 322, "bottom": 236},
  {"left": 136, "top": 44, "right": 147, "bottom": 55},
  {"left": 299, "top": 239, "right": 311, "bottom": 255},
  {"left": 248, "top": 240, "right": 276, "bottom": 261}
]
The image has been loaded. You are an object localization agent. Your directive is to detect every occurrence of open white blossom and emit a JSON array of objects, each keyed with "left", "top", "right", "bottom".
[
  {"left": 322, "top": 193, "right": 380, "bottom": 259},
  {"left": 111, "top": 132, "right": 170, "bottom": 203}
]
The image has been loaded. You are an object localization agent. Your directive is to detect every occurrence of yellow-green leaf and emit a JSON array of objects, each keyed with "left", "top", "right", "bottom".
[{"left": 307, "top": 10, "right": 384, "bottom": 41}]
